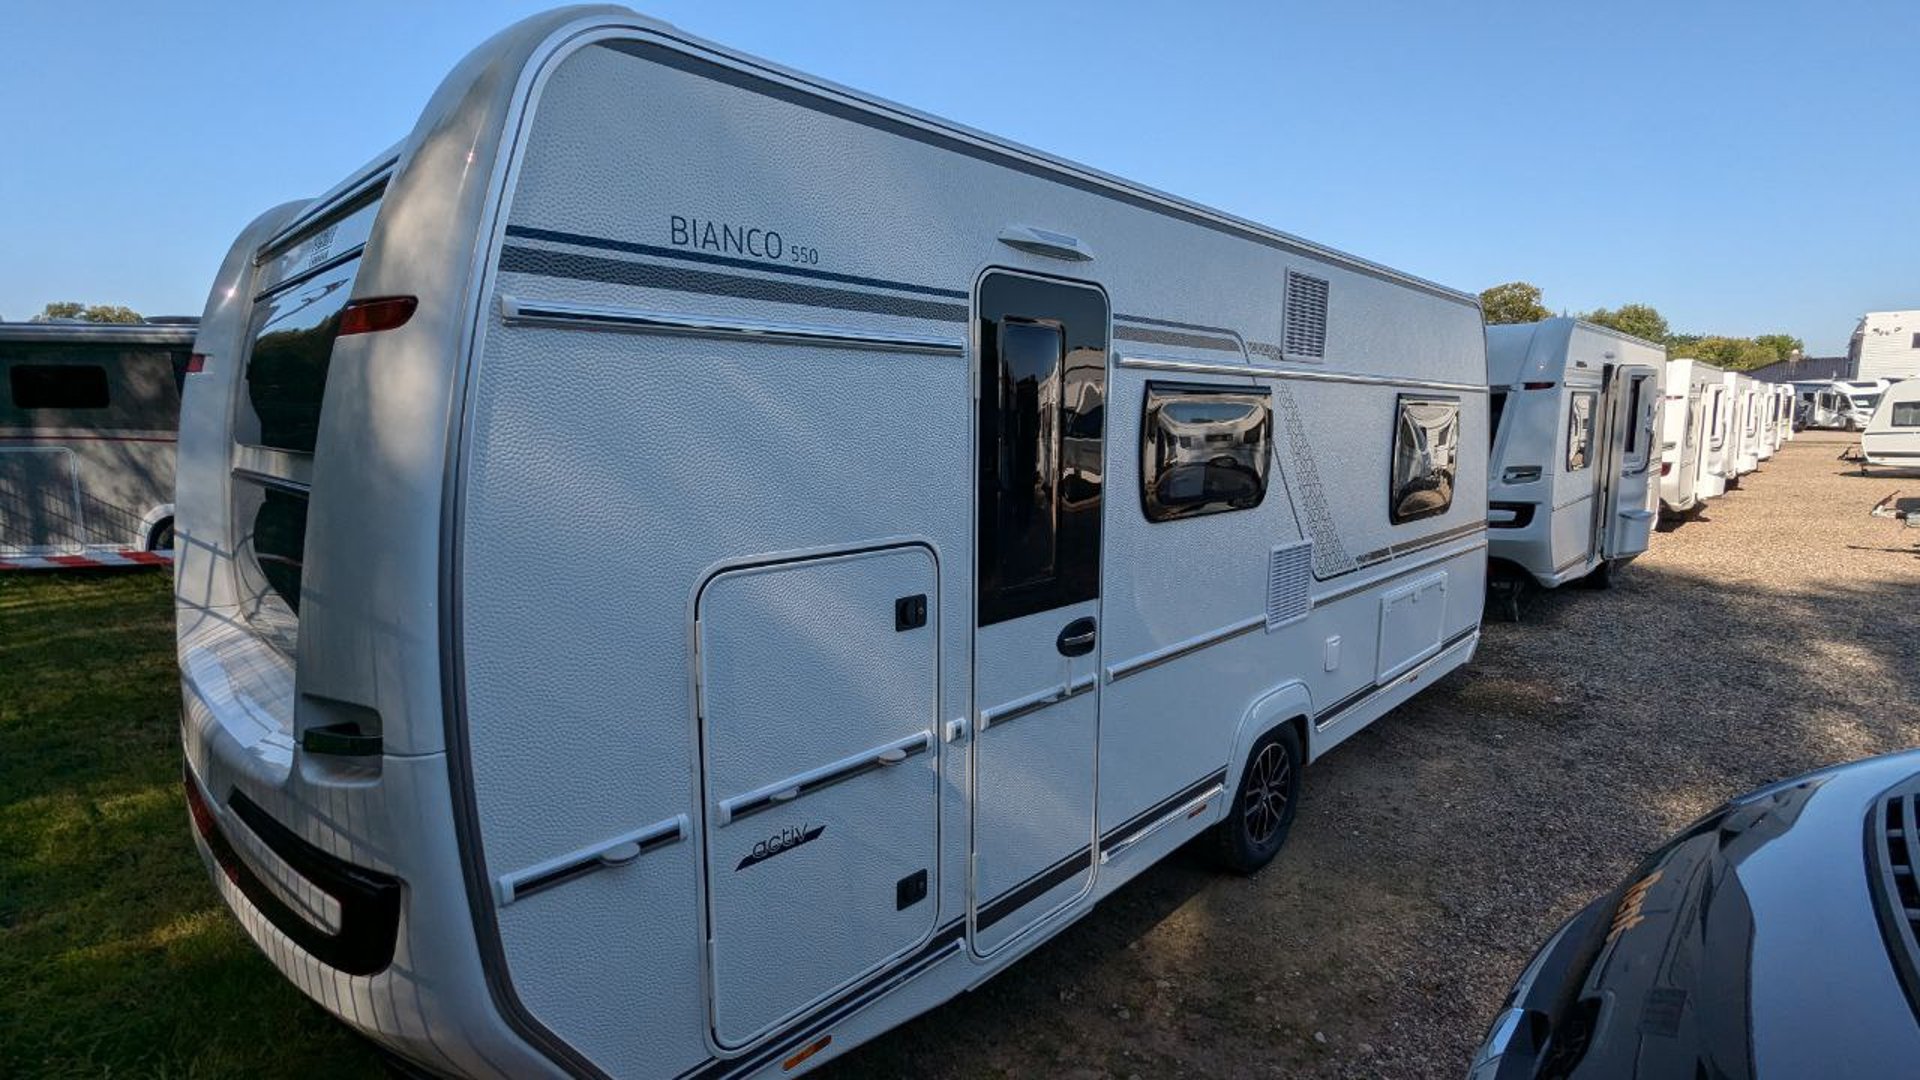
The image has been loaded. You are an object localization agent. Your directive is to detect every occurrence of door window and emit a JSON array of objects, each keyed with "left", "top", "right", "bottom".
[
  {"left": 1622, "top": 376, "right": 1654, "bottom": 472},
  {"left": 976, "top": 276, "right": 1106, "bottom": 626},
  {"left": 1567, "top": 392, "right": 1597, "bottom": 471}
]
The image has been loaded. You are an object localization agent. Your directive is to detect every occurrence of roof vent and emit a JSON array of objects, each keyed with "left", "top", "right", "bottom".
[
  {"left": 1284, "top": 271, "right": 1329, "bottom": 359},
  {"left": 1266, "top": 540, "right": 1313, "bottom": 631}
]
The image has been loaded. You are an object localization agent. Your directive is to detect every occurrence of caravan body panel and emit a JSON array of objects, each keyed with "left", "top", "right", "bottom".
[
  {"left": 174, "top": 8, "right": 1489, "bottom": 1077},
  {"left": 1486, "top": 318, "right": 1663, "bottom": 587},
  {"left": 1862, "top": 379, "right": 1920, "bottom": 470}
]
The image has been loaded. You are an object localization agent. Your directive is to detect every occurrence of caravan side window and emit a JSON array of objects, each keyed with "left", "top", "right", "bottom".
[
  {"left": 1566, "top": 392, "right": 1596, "bottom": 471},
  {"left": 1389, "top": 396, "right": 1459, "bottom": 525},
  {"left": 1140, "top": 383, "right": 1272, "bottom": 522},
  {"left": 9, "top": 364, "right": 109, "bottom": 410},
  {"left": 1893, "top": 402, "right": 1920, "bottom": 427}
]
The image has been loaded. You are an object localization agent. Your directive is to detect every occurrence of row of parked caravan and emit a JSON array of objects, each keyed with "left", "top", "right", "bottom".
[{"left": 1482, "top": 318, "right": 1795, "bottom": 602}]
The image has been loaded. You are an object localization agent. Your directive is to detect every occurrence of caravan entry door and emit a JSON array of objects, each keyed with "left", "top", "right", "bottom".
[
  {"left": 1599, "top": 364, "right": 1660, "bottom": 559},
  {"left": 969, "top": 271, "right": 1107, "bottom": 956}
]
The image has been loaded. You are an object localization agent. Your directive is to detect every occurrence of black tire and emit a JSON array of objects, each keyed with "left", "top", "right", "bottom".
[
  {"left": 148, "top": 519, "right": 175, "bottom": 552},
  {"left": 1583, "top": 557, "right": 1616, "bottom": 590},
  {"left": 1215, "top": 724, "right": 1303, "bottom": 875}
]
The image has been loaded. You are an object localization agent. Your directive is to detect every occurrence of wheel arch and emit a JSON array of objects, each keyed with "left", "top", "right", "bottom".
[{"left": 1224, "top": 681, "right": 1314, "bottom": 809}]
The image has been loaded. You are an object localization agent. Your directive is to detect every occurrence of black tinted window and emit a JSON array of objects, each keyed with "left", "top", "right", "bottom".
[
  {"left": 975, "top": 275, "right": 1107, "bottom": 627},
  {"left": 10, "top": 364, "right": 108, "bottom": 409},
  {"left": 1140, "top": 382, "right": 1271, "bottom": 522},
  {"left": 1391, "top": 396, "right": 1460, "bottom": 524},
  {"left": 243, "top": 260, "right": 358, "bottom": 453},
  {"left": 1893, "top": 402, "right": 1920, "bottom": 427},
  {"left": 1488, "top": 390, "right": 1508, "bottom": 452}
]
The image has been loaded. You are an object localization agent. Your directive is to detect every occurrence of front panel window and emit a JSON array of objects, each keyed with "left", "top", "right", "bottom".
[
  {"left": 9, "top": 364, "right": 108, "bottom": 410},
  {"left": 1893, "top": 402, "right": 1920, "bottom": 427},
  {"left": 1567, "top": 392, "right": 1596, "bottom": 471},
  {"left": 1390, "top": 396, "right": 1460, "bottom": 525},
  {"left": 1140, "top": 383, "right": 1271, "bottom": 522}
]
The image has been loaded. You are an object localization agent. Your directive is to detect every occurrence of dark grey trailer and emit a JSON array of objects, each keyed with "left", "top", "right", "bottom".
[{"left": 0, "top": 320, "right": 194, "bottom": 568}]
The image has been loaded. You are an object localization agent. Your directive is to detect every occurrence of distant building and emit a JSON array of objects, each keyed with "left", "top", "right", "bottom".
[
  {"left": 1847, "top": 310, "right": 1920, "bottom": 381},
  {"left": 1750, "top": 355, "right": 1849, "bottom": 384}
]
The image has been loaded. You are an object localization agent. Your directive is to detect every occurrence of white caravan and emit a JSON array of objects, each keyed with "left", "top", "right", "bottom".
[
  {"left": 1659, "top": 358, "right": 1721, "bottom": 514},
  {"left": 1726, "top": 373, "right": 1763, "bottom": 479},
  {"left": 1774, "top": 383, "right": 1797, "bottom": 445},
  {"left": 1848, "top": 310, "right": 1920, "bottom": 382},
  {"left": 1861, "top": 379, "right": 1920, "bottom": 472},
  {"left": 1, "top": 319, "right": 194, "bottom": 569},
  {"left": 1695, "top": 364, "right": 1734, "bottom": 499},
  {"left": 173, "top": 9, "right": 1489, "bottom": 1078},
  {"left": 1486, "top": 319, "right": 1661, "bottom": 588}
]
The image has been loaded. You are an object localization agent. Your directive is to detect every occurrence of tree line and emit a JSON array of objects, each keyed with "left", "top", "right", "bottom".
[{"left": 1478, "top": 282, "right": 1802, "bottom": 372}]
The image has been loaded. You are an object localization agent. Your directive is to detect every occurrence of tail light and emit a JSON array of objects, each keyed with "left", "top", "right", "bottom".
[
  {"left": 185, "top": 353, "right": 208, "bottom": 374},
  {"left": 338, "top": 296, "right": 417, "bottom": 336},
  {"left": 1661, "top": 461, "right": 1673, "bottom": 476},
  {"left": 1523, "top": 381, "right": 1555, "bottom": 390}
]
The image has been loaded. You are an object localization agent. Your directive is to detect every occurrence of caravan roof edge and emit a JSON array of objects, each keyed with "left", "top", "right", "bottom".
[
  {"left": 606, "top": 12, "right": 1478, "bottom": 308},
  {"left": 0, "top": 322, "right": 198, "bottom": 346}
]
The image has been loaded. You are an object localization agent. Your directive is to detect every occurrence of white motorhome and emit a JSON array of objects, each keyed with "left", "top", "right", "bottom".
[
  {"left": 1795, "top": 380, "right": 1853, "bottom": 430},
  {"left": 1, "top": 319, "right": 194, "bottom": 569},
  {"left": 173, "top": 9, "right": 1489, "bottom": 1078},
  {"left": 1848, "top": 310, "right": 1920, "bottom": 383},
  {"left": 1835, "top": 379, "right": 1891, "bottom": 430},
  {"left": 1861, "top": 379, "right": 1920, "bottom": 472},
  {"left": 1485, "top": 319, "right": 1661, "bottom": 589},
  {"left": 1659, "top": 358, "right": 1720, "bottom": 515}
]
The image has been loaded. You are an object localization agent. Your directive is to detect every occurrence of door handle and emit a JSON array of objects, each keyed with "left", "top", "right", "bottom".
[{"left": 1057, "top": 616, "right": 1097, "bottom": 657}]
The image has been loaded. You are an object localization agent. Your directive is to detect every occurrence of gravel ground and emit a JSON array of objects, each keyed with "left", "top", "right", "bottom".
[{"left": 832, "top": 430, "right": 1920, "bottom": 1079}]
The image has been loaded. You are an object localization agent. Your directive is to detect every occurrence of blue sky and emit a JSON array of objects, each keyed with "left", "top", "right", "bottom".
[{"left": 2, "top": 1, "right": 1914, "bottom": 354}]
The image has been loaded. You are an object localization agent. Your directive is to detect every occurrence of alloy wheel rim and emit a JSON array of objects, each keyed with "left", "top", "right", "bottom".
[{"left": 1243, "top": 743, "right": 1292, "bottom": 845}]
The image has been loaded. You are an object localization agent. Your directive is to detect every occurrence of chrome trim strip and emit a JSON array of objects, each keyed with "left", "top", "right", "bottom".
[
  {"left": 717, "top": 731, "right": 932, "bottom": 826},
  {"left": 1313, "top": 539, "right": 1486, "bottom": 607},
  {"left": 1100, "top": 783, "right": 1224, "bottom": 864},
  {"left": 258, "top": 157, "right": 397, "bottom": 261},
  {"left": 499, "top": 295, "right": 967, "bottom": 355},
  {"left": 979, "top": 673, "right": 1096, "bottom": 731},
  {"left": 1105, "top": 615, "right": 1264, "bottom": 683},
  {"left": 496, "top": 813, "right": 687, "bottom": 905},
  {"left": 1117, "top": 354, "right": 1487, "bottom": 394}
]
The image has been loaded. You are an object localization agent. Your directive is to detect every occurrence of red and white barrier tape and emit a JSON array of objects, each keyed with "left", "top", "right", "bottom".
[{"left": 0, "top": 549, "right": 173, "bottom": 571}]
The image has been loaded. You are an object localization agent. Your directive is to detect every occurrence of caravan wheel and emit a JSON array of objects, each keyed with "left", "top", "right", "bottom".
[{"left": 1215, "top": 725, "right": 1303, "bottom": 875}]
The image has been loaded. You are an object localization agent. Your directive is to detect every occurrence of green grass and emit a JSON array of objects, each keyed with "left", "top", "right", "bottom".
[{"left": 0, "top": 570, "right": 383, "bottom": 1078}]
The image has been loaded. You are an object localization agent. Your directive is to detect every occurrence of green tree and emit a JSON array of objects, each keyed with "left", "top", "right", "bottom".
[
  {"left": 34, "top": 301, "right": 143, "bottom": 324},
  {"left": 1582, "top": 303, "right": 1669, "bottom": 344},
  {"left": 1479, "top": 281, "right": 1552, "bottom": 325},
  {"left": 1752, "top": 333, "right": 1804, "bottom": 363},
  {"left": 1683, "top": 336, "right": 1777, "bottom": 371}
]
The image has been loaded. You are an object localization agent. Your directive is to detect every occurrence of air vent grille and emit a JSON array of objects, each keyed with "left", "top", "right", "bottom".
[
  {"left": 1284, "top": 271, "right": 1330, "bottom": 359},
  {"left": 1266, "top": 540, "right": 1313, "bottom": 631},
  {"left": 1868, "top": 789, "right": 1920, "bottom": 1023}
]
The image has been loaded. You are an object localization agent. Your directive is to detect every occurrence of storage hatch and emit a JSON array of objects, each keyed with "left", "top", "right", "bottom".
[{"left": 696, "top": 544, "right": 941, "bottom": 1048}]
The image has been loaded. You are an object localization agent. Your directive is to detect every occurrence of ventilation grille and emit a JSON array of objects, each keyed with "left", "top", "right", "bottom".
[
  {"left": 1266, "top": 540, "right": 1313, "bottom": 631},
  {"left": 1284, "top": 271, "right": 1330, "bottom": 359},
  {"left": 1868, "top": 790, "right": 1920, "bottom": 1022}
]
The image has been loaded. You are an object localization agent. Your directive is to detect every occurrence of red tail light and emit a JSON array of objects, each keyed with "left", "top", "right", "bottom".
[
  {"left": 185, "top": 353, "right": 207, "bottom": 374},
  {"left": 1661, "top": 461, "right": 1673, "bottom": 476},
  {"left": 1523, "top": 381, "right": 1555, "bottom": 390},
  {"left": 338, "top": 296, "right": 418, "bottom": 336}
]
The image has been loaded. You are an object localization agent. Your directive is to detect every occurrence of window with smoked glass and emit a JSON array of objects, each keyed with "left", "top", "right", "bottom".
[
  {"left": 1390, "top": 396, "right": 1460, "bottom": 525},
  {"left": 1567, "top": 392, "right": 1596, "bottom": 471},
  {"left": 1140, "top": 382, "right": 1271, "bottom": 522}
]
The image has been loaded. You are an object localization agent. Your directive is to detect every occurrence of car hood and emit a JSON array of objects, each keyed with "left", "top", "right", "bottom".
[{"left": 1482, "top": 750, "right": 1920, "bottom": 1079}]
